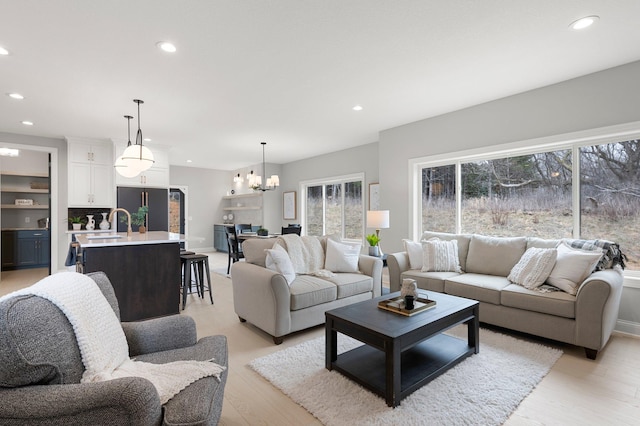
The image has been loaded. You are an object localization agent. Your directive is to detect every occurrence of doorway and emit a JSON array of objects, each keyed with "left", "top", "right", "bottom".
[{"left": 169, "top": 187, "right": 187, "bottom": 248}]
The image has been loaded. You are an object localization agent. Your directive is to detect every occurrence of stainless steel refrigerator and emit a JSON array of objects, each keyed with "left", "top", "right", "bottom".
[{"left": 116, "top": 187, "right": 169, "bottom": 232}]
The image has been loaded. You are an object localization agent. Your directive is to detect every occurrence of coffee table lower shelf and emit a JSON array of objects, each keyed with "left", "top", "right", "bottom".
[{"left": 331, "top": 333, "right": 473, "bottom": 403}]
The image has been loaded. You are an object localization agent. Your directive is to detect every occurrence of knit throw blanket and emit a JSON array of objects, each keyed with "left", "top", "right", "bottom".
[
  {"left": 1, "top": 272, "right": 225, "bottom": 404},
  {"left": 275, "top": 234, "right": 327, "bottom": 275}
]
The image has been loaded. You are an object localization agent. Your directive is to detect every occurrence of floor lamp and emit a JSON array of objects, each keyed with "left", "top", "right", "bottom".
[{"left": 366, "top": 210, "right": 390, "bottom": 256}]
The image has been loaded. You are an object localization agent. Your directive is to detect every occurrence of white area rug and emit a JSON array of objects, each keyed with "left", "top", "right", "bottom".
[{"left": 250, "top": 326, "right": 562, "bottom": 425}]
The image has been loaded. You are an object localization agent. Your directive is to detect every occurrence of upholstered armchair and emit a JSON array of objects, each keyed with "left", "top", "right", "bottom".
[{"left": 0, "top": 272, "right": 228, "bottom": 426}]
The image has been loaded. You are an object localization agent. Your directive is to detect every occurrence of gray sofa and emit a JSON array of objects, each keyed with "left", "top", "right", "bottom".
[
  {"left": 231, "top": 237, "right": 383, "bottom": 344},
  {"left": 388, "top": 231, "right": 624, "bottom": 359},
  {"left": 0, "top": 272, "right": 228, "bottom": 426}
]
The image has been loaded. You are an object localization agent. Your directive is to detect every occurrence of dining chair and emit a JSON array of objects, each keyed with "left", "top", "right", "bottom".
[
  {"left": 281, "top": 225, "right": 302, "bottom": 235},
  {"left": 224, "top": 225, "right": 245, "bottom": 274},
  {"left": 235, "top": 223, "right": 253, "bottom": 235}
]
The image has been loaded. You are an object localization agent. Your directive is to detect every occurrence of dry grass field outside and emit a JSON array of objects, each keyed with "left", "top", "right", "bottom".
[{"left": 424, "top": 197, "right": 639, "bottom": 270}]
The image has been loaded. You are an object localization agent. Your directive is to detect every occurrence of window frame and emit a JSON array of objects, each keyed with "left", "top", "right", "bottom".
[
  {"left": 408, "top": 121, "right": 640, "bottom": 283},
  {"left": 299, "top": 172, "right": 365, "bottom": 243}
]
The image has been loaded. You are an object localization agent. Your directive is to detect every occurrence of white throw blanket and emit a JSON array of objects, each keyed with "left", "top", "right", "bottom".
[
  {"left": 0, "top": 272, "right": 225, "bottom": 404},
  {"left": 275, "top": 234, "right": 329, "bottom": 275}
]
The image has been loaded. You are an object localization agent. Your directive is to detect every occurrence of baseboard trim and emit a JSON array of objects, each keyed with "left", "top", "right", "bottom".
[{"left": 615, "top": 319, "right": 640, "bottom": 336}]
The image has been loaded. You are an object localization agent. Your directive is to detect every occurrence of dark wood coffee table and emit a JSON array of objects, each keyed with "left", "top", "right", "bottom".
[{"left": 325, "top": 291, "right": 479, "bottom": 407}]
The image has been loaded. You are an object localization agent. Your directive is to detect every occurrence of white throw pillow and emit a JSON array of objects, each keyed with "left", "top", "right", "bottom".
[
  {"left": 508, "top": 247, "right": 557, "bottom": 289},
  {"left": 324, "top": 239, "right": 360, "bottom": 273},
  {"left": 421, "top": 238, "right": 462, "bottom": 273},
  {"left": 265, "top": 244, "right": 296, "bottom": 285},
  {"left": 403, "top": 239, "right": 423, "bottom": 270},
  {"left": 546, "top": 242, "right": 603, "bottom": 295}
]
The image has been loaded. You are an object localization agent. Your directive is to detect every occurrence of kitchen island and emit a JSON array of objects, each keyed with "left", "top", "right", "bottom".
[{"left": 75, "top": 231, "right": 184, "bottom": 321}]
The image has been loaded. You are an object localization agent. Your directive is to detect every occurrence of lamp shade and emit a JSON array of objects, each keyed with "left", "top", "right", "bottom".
[
  {"left": 121, "top": 144, "right": 154, "bottom": 172},
  {"left": 114, "top": 155, "right": 141, "bottom": 178},
  {"left": 367, "top": 210, "right": 389, "bottom": 229}
]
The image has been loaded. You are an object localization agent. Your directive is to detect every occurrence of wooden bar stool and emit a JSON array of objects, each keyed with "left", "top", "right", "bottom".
[{"left": 180, "top": 253, "right": 213, "bottom": 309}]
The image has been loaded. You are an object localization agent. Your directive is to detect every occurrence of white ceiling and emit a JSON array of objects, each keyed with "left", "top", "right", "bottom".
[{"left": 2, "top": 1, "right": 640, "bottom": 170}]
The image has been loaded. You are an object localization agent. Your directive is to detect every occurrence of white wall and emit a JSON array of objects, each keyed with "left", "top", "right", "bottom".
[
  {"left": 170, "top": 165, "right": 231, "bottom": 252},
  {"left": 378, "top": 60, "right": 640, "bottom": 333}
]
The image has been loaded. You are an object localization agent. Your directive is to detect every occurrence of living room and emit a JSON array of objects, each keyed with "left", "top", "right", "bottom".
[{"left": 2, "top": 2, "right": 640, "bottom": 424}]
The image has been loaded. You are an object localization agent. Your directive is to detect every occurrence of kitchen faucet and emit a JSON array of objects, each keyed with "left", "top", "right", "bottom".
[{"left": 108, "top": 208, "right": 132, "bottom": 236}]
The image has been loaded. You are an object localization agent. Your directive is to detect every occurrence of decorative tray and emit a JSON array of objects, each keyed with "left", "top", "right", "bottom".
[{"left": 377, "top": 295, "right": 437, "bottom": 316}]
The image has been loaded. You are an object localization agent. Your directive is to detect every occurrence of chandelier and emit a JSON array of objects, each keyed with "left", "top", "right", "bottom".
[{"left": 249, "top": 142, "right": 279, "bottom": 191}]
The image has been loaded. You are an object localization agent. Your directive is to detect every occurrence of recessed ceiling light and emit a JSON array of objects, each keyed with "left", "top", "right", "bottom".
[
  {"left": 143, "top": 138, "right": 152, "bottom": 142},
  {"left": 157, "top": 41, "right": 177, "bottom": 53},
  {"left": 186, "top": 159, "right": 193, "bottom": 163},
  {"left": 8, "top": 93, "right": 24, "bottom": 100},
  {"left": 21, "top": 121, "right": 33, "bottom": 126},
  {"left": 353, "top": 105, "right": 363, "bottom": 111},
  {"left": 0, "top": 46, "right": 8, "bottom": 55},
  {"left": 570, "top": 15, "right": 599, "bottom": 30}
]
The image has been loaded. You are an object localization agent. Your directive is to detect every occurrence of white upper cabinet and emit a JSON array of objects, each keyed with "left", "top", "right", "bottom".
[{"left": 67, "top": 137, "right": 114, "bottom": 207}]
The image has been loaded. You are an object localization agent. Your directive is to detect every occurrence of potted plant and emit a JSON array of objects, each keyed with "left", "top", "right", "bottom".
[
  {"left": 366, "top": 233, "right": 381, "bottom": 256},
  {"left": 121, "top": 206, "right": 149, "bottom": 233},
  {"left": 68, "top": 216, "right": 84, "bottom": 230},
  {"left": 257, "top": 227, "right": 269, "bottom": 236}
]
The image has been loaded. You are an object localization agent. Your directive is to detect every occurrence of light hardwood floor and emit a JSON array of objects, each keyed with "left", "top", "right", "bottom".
[{"left": 2, "top": 254, "right": 639, "bottom": 425}]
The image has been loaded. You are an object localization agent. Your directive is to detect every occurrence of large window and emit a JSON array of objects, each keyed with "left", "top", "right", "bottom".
[
  {"left": 302, "top": 174, "right": 364, "bottom": 241},
  {"left": 417, "top": 139, "right": 639, "bottom": 270}
]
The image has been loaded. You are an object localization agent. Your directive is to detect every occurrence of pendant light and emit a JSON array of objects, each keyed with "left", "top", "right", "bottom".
[
  {"left": 121, "top": 99, "right": 154, "bottom": 173},
  {"left": 252, "top": 142, "right": 279, "bottom": 191},
  {"left": 115, "top": 115, "right": 140, "bottom": 178}
]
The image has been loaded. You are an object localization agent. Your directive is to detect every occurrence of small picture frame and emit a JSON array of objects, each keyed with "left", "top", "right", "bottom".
[
  {"left": 283, "top": 191, "right": 296, "bottom": 220},
  {"left": 369, "top": 183, "right": 380, "bottom": 210}
]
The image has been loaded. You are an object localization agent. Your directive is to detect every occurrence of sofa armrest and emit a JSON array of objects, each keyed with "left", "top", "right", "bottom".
[
  {"left": 122, "top": 315, "right": 198, "bottom": 357},
  {"left": 387, "top": 252, "right": 410, "bottom": 292},
  {"left": 231, "top": 262, "right": 292, "bottom": 338},
  {"left": 358, "top": 255, "right": 383, "bottom": 297},
  {"left": 0, "top": 377, "right": 162, "bottom": 425},
  {"left": 575, "top": 269, "right": 624, "bottom": 351}
]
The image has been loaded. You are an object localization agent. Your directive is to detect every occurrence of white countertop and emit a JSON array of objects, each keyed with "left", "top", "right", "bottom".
[{"left": 75, "top": 231, "right": 185, "bottom": 247}]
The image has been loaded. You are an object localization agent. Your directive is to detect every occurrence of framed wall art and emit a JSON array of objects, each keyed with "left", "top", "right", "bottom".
[
  {"left": 369, "top": 183, "right": 380, "bottom": 210},
  {"left": 283, "top": 191, "right": 296, "bottom": 220}
]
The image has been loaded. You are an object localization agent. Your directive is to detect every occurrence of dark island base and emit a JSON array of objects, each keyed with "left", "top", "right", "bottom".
[{"left": 82, "top": 242, "right": 180, "bottom": 321}]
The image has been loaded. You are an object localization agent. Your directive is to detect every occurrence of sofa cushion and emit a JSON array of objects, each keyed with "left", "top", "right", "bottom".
[
  {"left": 136, "top": 335, "right": 228, "bottom": 425},
  {"left": 266, "top": 244, "right": 296, "bottom": 285},
  {"left": 403, "top": 239, "right": 423, "bottom": 270},
  {"left": 501, "top": 284, "right": 576, "bottom": 319},
  {"left": 401, "top": 270, "right": 460, "bottom": 293},
  {"left": 508, "top": 247, "right": 557, "bottom": 289},
  {"left": 0, "top": 295, "right": 84, "bottom": 387},
  {"left": 324, "top": 273, "right": 373, "bottom": 299},
  {"left": 421, "top": 231, "right": 472, "bottom": 271},
  {"left": 445, "top": 273, "right": 511, "bottom": 304},
  {"left": 465, "top": 235, "right": 527, "bottom": 276},
  {"left": 546, "top": 242, "right": 603, "bottom": 295},
  {"left": 324, "top": 239, "right": 360, "bottom": 273},
  {"left": 526, "top": 237, "right": 561, "bottom": 250},
  {"left": 421, "top": 238, "right": 462, "bottom": 273},
  {"left": 289, "top": 276, "right": 337, "bottom": 310},
  {"left": 243, "top": 238, "right": 277, "bottom": 267}
]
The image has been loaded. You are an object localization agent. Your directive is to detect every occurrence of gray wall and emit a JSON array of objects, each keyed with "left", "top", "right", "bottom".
[
  {"left": 170, "top": 165, "right": 231, "bottom": 252},
  {"left": 282, "top": 141, "right": 379, "bottom": 227},
  {"left": 0, "top": 132, "right": 68, "bottom": 272},
  {"left": 378, "top": 60, "right": 640, "bottom": 333}
]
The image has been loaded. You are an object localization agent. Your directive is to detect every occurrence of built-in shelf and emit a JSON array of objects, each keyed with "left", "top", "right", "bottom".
[
  {"left": 222, "top": 206, "right": 261, "bottom": 211},
  {"left": 222, "top": 193, "right": 262, "bottom": 200},
  {"left": 1, "top": 171, "right": 48, "bottom": 178},
  {"left": 1, "top": 204, "right": 50, "bottom": 209},
  {"left": 1, "top": 187, "right": 49, "bottom": 194}
]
